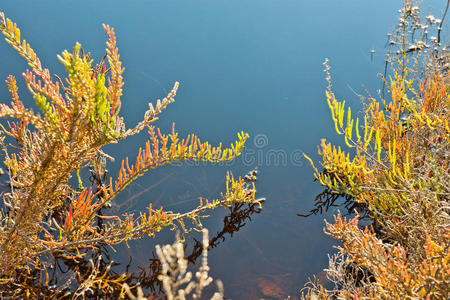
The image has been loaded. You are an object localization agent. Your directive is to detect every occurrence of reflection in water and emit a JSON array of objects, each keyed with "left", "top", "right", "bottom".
[
  {"left": 297, "top": 188, "right": 362, "bottom": 218},
  {"left": 187, "top": 202, "right": 262, "bottom": 264}
]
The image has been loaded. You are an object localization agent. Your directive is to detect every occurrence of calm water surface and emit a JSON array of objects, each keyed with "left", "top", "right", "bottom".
[{"left": 1, "top": 0, "right": 414, "bottom": 298}]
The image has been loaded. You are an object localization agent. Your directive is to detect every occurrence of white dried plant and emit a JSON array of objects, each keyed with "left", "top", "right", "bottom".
[{"left": 123, "top": 228, "right": 224, "bottom": 300}]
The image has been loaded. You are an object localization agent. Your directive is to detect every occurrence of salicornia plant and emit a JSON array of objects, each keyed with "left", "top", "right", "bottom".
[
  {"left": 302, "top": 1, "right": 449, "bottom": 299},
  {"left": 0, "top": 12, "right": 262, "bottom": 297}
]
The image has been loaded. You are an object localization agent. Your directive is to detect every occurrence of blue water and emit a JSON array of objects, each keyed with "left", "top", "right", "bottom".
[{"left": 1, "top": 0, "right": 431, "bottom": 298}]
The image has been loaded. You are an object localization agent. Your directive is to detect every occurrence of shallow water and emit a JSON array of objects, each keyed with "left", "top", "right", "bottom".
[{"left": 0, "top": 0, "right": 413, "bottom": 298}]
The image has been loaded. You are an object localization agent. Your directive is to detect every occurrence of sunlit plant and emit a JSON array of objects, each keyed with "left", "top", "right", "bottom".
[
  {"left": 302, "top": 1, "right": 449, "bottom": 299},
  {"left": 0, "top": 12, "right": 261, "bottom": 297}
]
